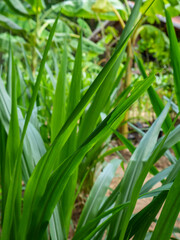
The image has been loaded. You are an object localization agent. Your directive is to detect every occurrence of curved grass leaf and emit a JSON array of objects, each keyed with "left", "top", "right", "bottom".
[
  {"left": 108, "top": 101, "right": 171, "bottom": 239},
  {"left": 139, "top": 183, "right": 172, "bottom": 199},
  {"left": 140, "top": 164, "right": 174, "bottom": 195},
  {"left": 113, "top": 129, "right": 135, "bottom": 153},
  {"left": 120, "top": 114, "right": 177, "bottom": 240},
  {"left": 19, "top": 11, "right": 61, "bottom": 149}
]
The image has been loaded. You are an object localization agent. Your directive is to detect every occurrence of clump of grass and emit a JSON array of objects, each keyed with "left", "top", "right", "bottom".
[{"left": 0, "top": 1, "right": 180, "bottom": 240}]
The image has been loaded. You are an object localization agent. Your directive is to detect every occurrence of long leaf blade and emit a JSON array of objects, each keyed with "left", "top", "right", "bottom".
[
  {"left": 1, "top": 43, "right": 20, "bottom": 240},
  {"left": 165, "top": 8, "right": 180, "bottom": 110},
  {"left": 77, "top": 159, "right": 121, "bottom": 229}
]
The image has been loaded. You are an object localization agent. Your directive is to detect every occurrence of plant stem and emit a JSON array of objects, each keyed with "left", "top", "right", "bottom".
[{"left": 111, "top": 6, "right": 125, "bottom": 29}]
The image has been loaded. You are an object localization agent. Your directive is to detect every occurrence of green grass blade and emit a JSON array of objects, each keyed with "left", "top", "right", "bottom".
[
  {"left": 50, "top": 41, "right": 69, "bottom": 240},
  {"left": 77, "top": 57, "right": 123, "bottom": 177},
  {"left": 139, "top": 183, "right": 172, "bottom": 199},
  {"left": 98, "top": 182, "right": 121, "bottom": 216},
  {"left": 0, "top": 121, "right": 6, "bottom": 224},
  {"left": 78, "top": 62, "right": 128, "bottom": 178},
  {"left": 0, "top": 77, "right": 46, "bottom": 181},
  {"left": 7, "top": 40, "right": 12, "bottom": 96},
  {"left": 78, "top": 54, "right": 122, "bottom": 146},
  {"left": 108, "top": 101, "right": 171, "bottom": 239},
  {"left": 22, "top": 45, "right": 34, "bottom": 84},
  {"left": 135, "top": 55, "right": 180, "bottom": 158},
  {"left": 60, "top": 33, "right": 82, "bottom": 234},
  {"left": 52, "top": 50, "right": 59, "bottom": 79},
  {"left": 51, "top": 42, "right": 67, "bottom": 142},
  {"left": 1, "top": 161, "right": 21, "bottom": 240},
  {"left": 16, "top": 67, "right": 26, "bottom": 107},
  {"left": 119, "top": 113, "right": 178, "bottom": 240},
  {"left": 116, "top": 0, "right": 142, "bottom": 46},
  {"left": 140, "top": 165, "right": 174, "bottom": 195},
  {"left": 66, "top": 33, "right": 82, "bottom": 118},
  {"left": 19, "top": 11, "right": 61, "bottom": 153},
  {"left": 164, "top": 96, "right": 179, "bottom": 114},
  {"left": 165, "top": 8, "right": 180, "bottom": 110},
  {"left": 49, "top": 206, "right": 66, "bottom": 240},
  {"left": 77, "top": 159, "right": 121, "bottom": 229},
  {"left": 113, "top": 129, "right": 135, "bottom": 153},
  {"left": 1, "top": 44, "right": 20, "bottom": 240}
]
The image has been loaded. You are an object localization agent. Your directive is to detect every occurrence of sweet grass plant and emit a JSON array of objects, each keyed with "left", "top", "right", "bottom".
[{"left": 0, "top": 1, "right": 180, "bottom": 239}]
